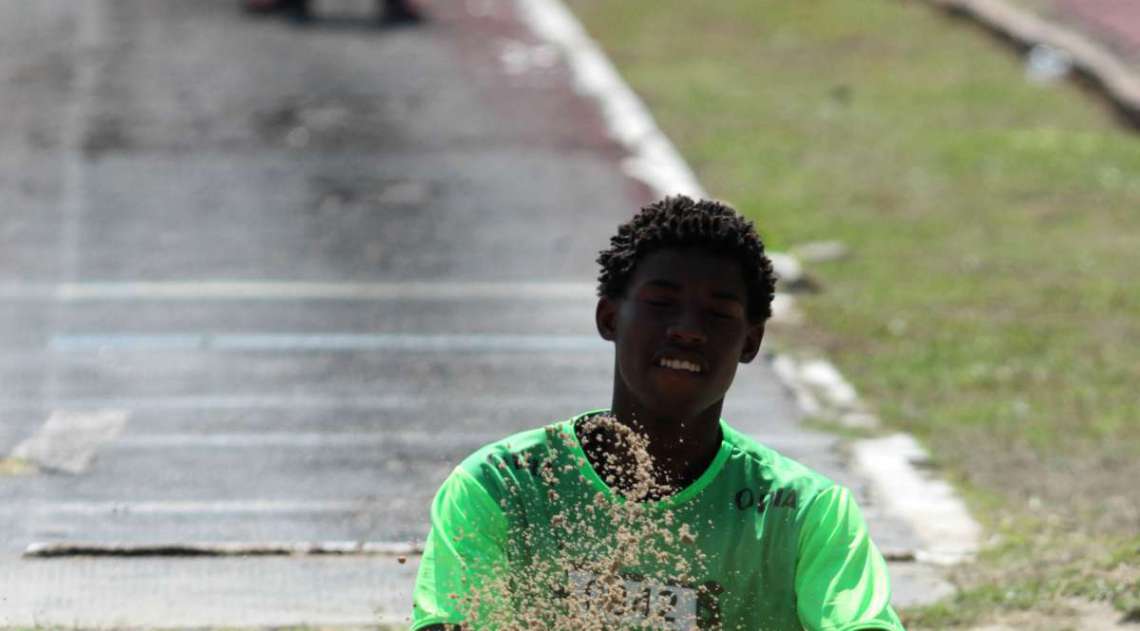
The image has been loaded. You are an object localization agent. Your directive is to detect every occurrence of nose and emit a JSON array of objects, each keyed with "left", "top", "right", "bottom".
[{"left": 666, "top": 312, "right": 707, "bottom": 347}]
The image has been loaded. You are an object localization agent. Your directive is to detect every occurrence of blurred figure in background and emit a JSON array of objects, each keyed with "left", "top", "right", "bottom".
[{"left": 244, "top": 0, "right": 421, "bottom": 25}]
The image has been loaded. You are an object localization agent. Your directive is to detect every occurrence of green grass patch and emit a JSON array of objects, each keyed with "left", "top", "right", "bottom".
[
  {"left": 0, "top": 627, "right": 405, "bottom": 631},
  {"left": 905, "top": 532, "right": 1140, "bottom": 627},
  {"left": 566, "top": 0, "right": 1140, "bottom": 625}
]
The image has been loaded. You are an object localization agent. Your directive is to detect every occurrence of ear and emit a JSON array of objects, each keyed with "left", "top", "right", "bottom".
[
  {"left": 595, "top": 296, "right": 618, "bottom": 341},
  {"left": 739, "top": 322, "right": 765, "bottom": 363}
]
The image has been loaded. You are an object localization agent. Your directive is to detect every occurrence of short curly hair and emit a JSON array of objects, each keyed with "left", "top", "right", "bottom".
[{"left": 597, "top": 195, "right": 777, "bottom": 323}]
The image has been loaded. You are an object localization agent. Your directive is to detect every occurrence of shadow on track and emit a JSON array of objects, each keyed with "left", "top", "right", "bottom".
[{"left": 242, "top": 0, "right": 425, "bottom": 30}]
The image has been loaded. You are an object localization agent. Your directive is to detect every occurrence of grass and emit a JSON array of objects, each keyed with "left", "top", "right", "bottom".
[
  {"left": 0, "top": 627, "right": 405, "bottom": 631},
  {"left": 564, "top": 0, "right": 1140, "bottom": 627}
]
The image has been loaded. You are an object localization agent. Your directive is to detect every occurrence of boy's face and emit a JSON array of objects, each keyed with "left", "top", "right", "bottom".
[{"left": 596, "top": 246, "right": 764, "bottom": 421}]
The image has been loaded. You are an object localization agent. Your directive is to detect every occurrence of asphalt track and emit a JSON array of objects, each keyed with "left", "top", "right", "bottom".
[{"left": 0, "top": 0, "right": 939, "bottom": 626}]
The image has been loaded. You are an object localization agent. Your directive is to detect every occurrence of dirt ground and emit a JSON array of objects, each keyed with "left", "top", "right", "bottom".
[{"left": 968, "top": 598, "right": 1134, "bottom": 630}]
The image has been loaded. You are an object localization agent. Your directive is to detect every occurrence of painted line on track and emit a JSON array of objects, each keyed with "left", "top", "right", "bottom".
[
  {"left": 0, "top": 393, "right": 610, "bottom": 412},
  {"left": 109, "top": 430, "right": 826, "bottom": 450},
  {"left": 1, "top": 500, "right": 388, "bottom": 517},
  {"left": 49, "top": 332, "right": 609, "bottom": 353},
  {"left": 0, "top": 395, "right": 791, "bottom": 415},
  {"left": 112, "top": 432, "right": 506, "bottom": 448},
  {"left": 514, "top": 0, "right": 703, "bottom": 199},
  {"left": 0, "top": 281, "right": 597, "bottom": 302}
]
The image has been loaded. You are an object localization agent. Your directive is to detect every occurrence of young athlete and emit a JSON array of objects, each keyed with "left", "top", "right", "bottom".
[{"left": 412, "top": 196, "right": 904, "bottom": 630}]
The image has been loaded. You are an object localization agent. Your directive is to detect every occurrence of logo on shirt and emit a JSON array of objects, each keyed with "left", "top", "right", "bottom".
[
  {"left": 564, "top": 570, "right": 724, "bottom": 630},
  {"left": 734, "top": 486, "right": 798, "bottom": 513}
]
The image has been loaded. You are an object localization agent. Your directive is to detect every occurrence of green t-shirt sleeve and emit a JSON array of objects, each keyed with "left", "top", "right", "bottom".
[
  {"left": 795, "top": 485, "right": 905, "bottom": 631},
  {"left": 412, "top": 466, "right": 509, "bottom": 630}
]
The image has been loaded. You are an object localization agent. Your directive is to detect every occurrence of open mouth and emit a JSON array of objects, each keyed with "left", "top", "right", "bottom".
[{"left": 657, "top": 357, "right": 703, "bottom": 374}]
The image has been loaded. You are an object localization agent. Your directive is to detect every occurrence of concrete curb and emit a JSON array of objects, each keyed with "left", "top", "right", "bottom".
[
  {"left": 852, "top": 435, "right": 982, "bottom": 565},
  {"left": 516, "top": 0, "right": 982, "bottom": 569},
  {"left": 925, "top": 0, "right": 1140, "bottom": 126}
]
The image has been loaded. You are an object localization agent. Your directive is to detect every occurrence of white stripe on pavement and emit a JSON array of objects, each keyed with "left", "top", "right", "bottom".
[
  {"left": 0, "top": 395, "right": 793, "bottom": 415},
  {"left": 0, "top": 281, "right": 597, "bottom": 301},
  {"left": 0, "top": 393, "right": 610, "bottom": 412},
  {"left": 113, "top": 432, "right": 504, "bottom": 448},
  {"left": 3, "top": 500, "right": 385, "bottom": 517},
  {"left": 514, "top": 0, "right": 704, "bottom": 199},
  {"left": 109, "top": 430, "right": 829, "bottom": 450},
  {"left": 49, "top": 332, "right": 609, "bottom": 352}
]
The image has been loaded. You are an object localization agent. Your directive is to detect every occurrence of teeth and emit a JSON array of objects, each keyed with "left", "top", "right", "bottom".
[{"left": 659, "top": 358, "right": 701, "bottom": 373}]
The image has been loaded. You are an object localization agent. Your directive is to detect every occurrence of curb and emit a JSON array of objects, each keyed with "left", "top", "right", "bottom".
[
  {"left": 516, "top": 0, "right": 981, "bottom": 567},
  {"left": 23, "top": 540, "right": 423, "bottom": 558},
  {"left": 851, "top": 435, "right": 982, "bottom": 565},
  {"left": 925, "top": 0, "right": 1140, "bottom": 126}
]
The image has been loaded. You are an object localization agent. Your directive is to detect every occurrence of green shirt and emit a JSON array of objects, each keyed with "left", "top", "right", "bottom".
[{"left": 412, "top": 411, "right": 904, "bottom": 630}]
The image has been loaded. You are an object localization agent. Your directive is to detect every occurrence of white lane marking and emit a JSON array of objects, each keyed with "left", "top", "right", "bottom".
[
  {"left": 24, "top": 540, "right": 424, "bottom": 558},
  {"left": 50, "top": 334, "right": 204, "bottom": 351},
  {"left": 49, "top": 332, "right": 609, "bottom": 352},
  {"left": 0, "top": 281, "right": 596, "bottom": 301},
  {"left": 511, "top": 0, "right": 824, "bottom": 288},
  {"left": 113, "top": 432, "right": 503, "bottom": 448},
  {"left": 10, "top": 410, "right": 129, "bottom": 474},
  {"left": 2, "top": 500, "right": 389, "bottom": 517},
  {"left": 0, "top": 393, "right": 609, "bottom": 412},
  {"left": 514, "top": 0, "right": 704, "bottom": 199},
  {"left": 852, "top": 434, "right": 982, "bottom": 565},
  {"left": 110, "top": 429, "right": 819, "bottom": 449},
  {"left": 0, "top": 393, "right": 786, "bottom": 414},
  {"left": 512, "top": 0, "right": 806, "bottom": 286}
]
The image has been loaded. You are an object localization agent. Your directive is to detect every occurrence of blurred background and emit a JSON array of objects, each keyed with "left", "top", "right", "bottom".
[
  {"left": 565, "top": 0, "right": 1140, "bottom": 627},
  {"left": 0, "top": 0, "right": 1137, "bottom": 629}
]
